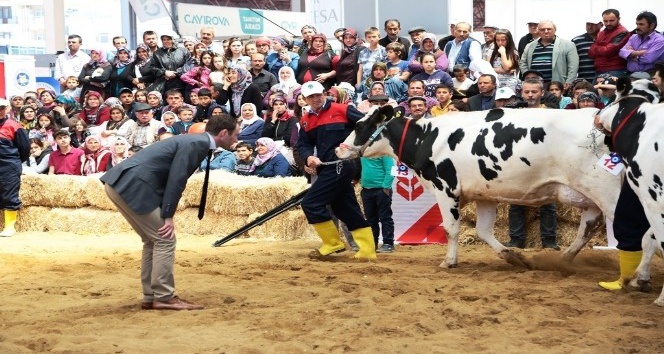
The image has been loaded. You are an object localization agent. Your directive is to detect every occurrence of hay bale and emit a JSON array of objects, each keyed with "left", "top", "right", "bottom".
[
  {"left": 16, "top": 206, "right": 50, "bottom": 232},
  {"left": 174, "top": 209, "right": 250, "bottom": 235},
  {"left": 84, "top": 178, "right": 116, "bottom": 210},
  {"left": 246, "top": 209, "right": 317, "bottom": 241},
  {"left": 20, "top": 175, "right": 89, "bottom": 208}
]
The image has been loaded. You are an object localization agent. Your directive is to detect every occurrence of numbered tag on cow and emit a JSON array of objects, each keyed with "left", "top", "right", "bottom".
[
  {"left": 391, "top": 163, "right": 413, "bottom": 178},
  {"left": 597, "top": 153, "right": 624, "bottom": 176}
]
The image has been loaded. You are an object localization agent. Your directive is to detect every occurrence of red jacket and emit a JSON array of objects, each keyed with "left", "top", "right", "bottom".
[{"left": 588, "top": 24, "right": 630, "bottom": 73}]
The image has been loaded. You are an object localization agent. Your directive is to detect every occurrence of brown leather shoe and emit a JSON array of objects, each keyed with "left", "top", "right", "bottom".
[
  {"left": 152, "top": 296, "right": 204, "bottom": 311},
  {"left": 141, "top": 302, "right": 153, "bottom": 310}
]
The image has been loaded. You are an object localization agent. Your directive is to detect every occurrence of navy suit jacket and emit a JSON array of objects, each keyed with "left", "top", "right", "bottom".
[{"left": 100, "top": 133, "right": 211, "bottom": 218}]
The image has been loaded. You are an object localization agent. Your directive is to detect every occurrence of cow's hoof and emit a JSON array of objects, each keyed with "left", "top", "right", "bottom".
[
  {"left": 627, "top": 278, "right": 653, "bottom": 293},
  {"left": 439, "top": 261, "right": 458, "bottom": 269},
  {"left": 653, "top": 298, "right": 664, "bottom": 307},
  {"left": 501, "top": 249, "right": 533, "bottom": 270}
]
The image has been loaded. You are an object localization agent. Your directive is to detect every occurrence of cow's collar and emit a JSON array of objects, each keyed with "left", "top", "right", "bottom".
[
  {"left": 339, "top": 121, "right": 389, "bottom": 158},
  {"left": 397, "top": 118, "right": 413, "bottom": 162}
]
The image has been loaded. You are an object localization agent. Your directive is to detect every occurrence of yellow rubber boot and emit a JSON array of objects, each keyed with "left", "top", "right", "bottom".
[
  {"left": 312, "top": 220, "right": 345, "bottom": 256},
  {"left": 598, "top": 250, "right": 642, "bottom": 290},
  {"left": 0, "top": 210, "right": 18, "bottom": 237},
  {"left": 351, "top": 227, "right": 377, "bottom": 260}
]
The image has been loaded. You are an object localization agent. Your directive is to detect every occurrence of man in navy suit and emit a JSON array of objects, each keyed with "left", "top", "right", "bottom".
[{"left": 101, "top": 113, "right": 239, "bottom": 310}]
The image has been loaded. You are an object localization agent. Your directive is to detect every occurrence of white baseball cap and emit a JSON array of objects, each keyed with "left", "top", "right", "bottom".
[
  {"left": 0, "top": 98, "right": 9, "bottom": 107},
  {"left": 495, "top": 87, "right": 516, "bottom": 100},
  {"left": 301, "top": 81, "right": 325, "bottom": 97}
]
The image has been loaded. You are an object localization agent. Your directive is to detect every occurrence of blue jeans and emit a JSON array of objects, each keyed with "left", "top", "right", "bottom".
[
  {"left": 508, "top": 203, "right": 557, "bottom": 243},
  {"left": 360, "top": 188, "right": 395, "bottom": 246}
]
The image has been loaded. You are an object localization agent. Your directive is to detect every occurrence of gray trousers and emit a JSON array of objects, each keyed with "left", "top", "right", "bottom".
[{"left": 105, "top": 184, "right": 176, "bottom": 302}]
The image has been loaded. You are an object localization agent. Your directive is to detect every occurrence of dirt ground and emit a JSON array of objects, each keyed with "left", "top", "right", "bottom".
[{"left": 1, "top": 231, "right": 664, "bottom": 354}]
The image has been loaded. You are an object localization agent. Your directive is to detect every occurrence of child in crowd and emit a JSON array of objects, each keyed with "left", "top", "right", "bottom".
[
  {"left": 181, "top": 50, "right": 213, "bottom": 89},
  {"left": 430, "top": 84, "right": 453, "bottom": 116},
  {"left": 189, "top": 89, "right": 200, "bottom": 105},
  {"left": 48, "top": 130, "right": 84, "bottom": 175},
  {"left": 356, "top": 27, "right": 387, "bottom": 86},
  {"left": 452, "top": 64, "right": 473, "bottom": 97},
  {"left": 411, "top": 53, "right": 454, "bottom": 98},
  {"left": 234, "top": 142, "right": 255, "bottom": 176},
  {"left": 172, "top": 106, "right": 195, "bottom": 134},
  {"left": 62, "top": 76, "right": 82, "bottom": 102},
  {"left": 36, "top": 113, "right": 57, "bottom": 149},
  {"left": 385, "top": 42, "right": 409, "bottom": 82},
  {"left": 68, "top": 118, "right": 89, "bottom": 148},
  {"left": 209, "top": 54, "right": 227, "bottom": 85},
  {"left": 195, "top": 88, "right": 223, "bottom": 122},
  {"left": 159, "top": 111, "right": 177, "bottom": 135},
  {"left": 547, "top": 81, "right": 571, "bottom": 109},
  {"left": 134, "top": 89, "right": 148, "bottom": 104}
]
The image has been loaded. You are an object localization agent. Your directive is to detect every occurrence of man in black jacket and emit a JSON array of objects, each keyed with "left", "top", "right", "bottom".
[
  {"left": 101, "top": 114, "right": 238, "bottom": 311},
  {"left": 150, "top": 31, "right": 191, "bottom": 98}
]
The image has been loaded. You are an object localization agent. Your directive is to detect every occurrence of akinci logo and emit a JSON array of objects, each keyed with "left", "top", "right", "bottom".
[{"left": 396, "top": 172, "right": 423, "bottom": 201}]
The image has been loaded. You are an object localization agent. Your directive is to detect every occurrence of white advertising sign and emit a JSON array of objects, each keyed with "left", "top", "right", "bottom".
[
  {"left": 305, "top": 0, "right": 343, "bottom": 37},
  {"left": 177, "top": 4, "right": 307, "bottom": 37},
  {"left": 2, "top": 55, "right": 37, "bottom": 98}
]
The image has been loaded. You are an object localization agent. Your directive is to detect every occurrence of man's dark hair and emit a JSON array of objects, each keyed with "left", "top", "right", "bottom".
[
  {"left": 384, "top": 19, "right": 401, "bottom": 29},
  {"left": 235, "top": 142, "right": 254, "bottom": 151},
  {"left": 142, "top": 30, "right": 156, "bottom": 39},
  {"left": 198, "top": 88, "right": 212, "bottom": 97},
  {"left": 206, "top": 113, "right": 237, "bottom": 135},
  {"left": 67, "top": 34, "right": 82, "bottom": 43},
  {"left": 54, "top": 130, "right": 69, "bottom": 138},
  {"left": 602, "top": 9, "right": 620, "bottom": 18},
  {"left": 479, "top": 74, "right": 497, "bottom": 85},
  {"left": 636, "top": 11, "right": 657, "bottom": 28},
  {"left": 112, "top": 36, "right": 127, "bottom": 45},
  {"left": 165, "top": 89, "right": 183, "bottom": 98},
  {"left": 129, "top": 146, "right": 143, "bottom": 153}
]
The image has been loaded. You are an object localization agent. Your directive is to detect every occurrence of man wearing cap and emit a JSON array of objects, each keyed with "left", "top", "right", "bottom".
[
  {"left": 572, "top": 17, "right": 603, "bottom": 81},
  {"left": 296, "top": 81, "right": 377, "bottom": 260},
  {"left": 444, "top": 22, "right": 482, "bottom": 72},
  {"left": 266, "top": 37, "right": 299, "bottom": 78},
  {"left": 0, "top": 98, "right": 30, "bottom": 237},
  {"left": 407, "top": 26, "right": 426, "bottom": 61},
  {"left": 519, "top": 20, "right": 579, "bottom": 90},
  {"left": 118, "top": 87, "right": 137, "bottom": 120},
  {"left": 407, "top": 96, "right": 431, "bottom": 120},
  {"left": 150, "top": 31, "right": 191, "bottom": 96},
  {"left": 482, "top": 26, "right": 499, "bottom": 61},
  {"left": 517, "top": 20, "right": 540, "bottom": 57},
  {"left": 128, "top": 103, "right": 161, "bottom": 148},
  {"left": 619, "top": 11, "right": 664, "bottom": 74},
  {"left": 588, "top": 9, "right": 630, "bottom": 78},
  {"left": 494, "top": 87, "right": 517, "bottom": 108},
  {"left": 379, "top": 19, "right": 411, "bottom": 61}
]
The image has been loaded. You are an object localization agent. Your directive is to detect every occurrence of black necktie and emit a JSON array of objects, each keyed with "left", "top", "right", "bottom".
[{"left": 198, "top": 149, "right": 213, "bottom": 220}]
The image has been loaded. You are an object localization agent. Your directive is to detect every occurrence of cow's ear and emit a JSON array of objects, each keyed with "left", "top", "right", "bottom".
[
  {"left": 373, "top": 105, "right": 395, "bottom": 124},
  {"left": 616, "top": 77, "right": 632, "bottom": 96},
  {"left": 393, "top": 106, "right": 405, "bottom": 119}
]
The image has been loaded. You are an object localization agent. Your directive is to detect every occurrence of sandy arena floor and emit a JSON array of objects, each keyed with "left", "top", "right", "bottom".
[{"left": 1, "top": 231, "right": 663, "bottom": 354}]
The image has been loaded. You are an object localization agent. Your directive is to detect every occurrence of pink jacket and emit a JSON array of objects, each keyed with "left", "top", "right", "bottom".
[{"left": 181, "top": 66, "right": 211, "bottom": 88}]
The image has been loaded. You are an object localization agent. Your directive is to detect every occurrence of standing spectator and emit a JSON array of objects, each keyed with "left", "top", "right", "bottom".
[
  {"left": 0, "top": 99, "right": 30, "bottom": 237},
  {"left": 467, "top": 74, "right": 497, "bottom": 111},
  {"left": 438, "top": 22, "right": 456, "bottom": 53},
  {"left": 208, "top": 53, "right": 227, "bottom": 86},
  {"left": 296, "top": 81, "right": 376, "bottom": 259},
  {"left": 335, "top": 28, "right": 364, "bottom": 86},
  {"left": 297, "top": 33, "right": 339, "bottom": 90},
  {"left": 244, "top": 41, "right": 257, "bottom": 57},
  {"left": 217, "top": 64, "right": 263, "bottom": 119},
  {"left": 121, "top": 44, "right": 156, "bottom": 92},
  {"left": 255, "top": 37, "right": 272, "bottom": 57},
  {"left": 505, "top": 79, "right": 559, "bottom": 250},
  {"left": 142, "top": 30, "right": 159, "bottom": 55},
  {"left": 78, "top": 49, "right": 112, "bottom": 101},
  {"left": 519, "top": 21, "right": 579, "bottom": 90},
  {"left": 48, "top": 130, "right": 84, "bottom": 175},
  {"left": 101, "top": 114, "right": 239, "bottom": 311},
  {"left": 298, "top": 25, "right": 317, "bottom": 55},
  {"left": 180, "top": 50, "right": 213, "bottom": 91},
  {"left": 108, "top": 47, "right": 134, "bottom": 98},
  {"left": 517, "top": 20, "right": 540, "bottom": 57},
  {"left": 54, "top": 35, "right": 91, "bottom": 90},
  {"left": 8, "top": 95, "right": 23, "bottom": 121},
  {"left": 266, "top": 36, "right": 299, "bottom": 79},
  {"left": 489, "top": 29, "right": 520, "bottom": 90},
  {"left": 482, "top": 25, "right": 498, "bottom": 61},
  {"left": 151, "top": 31, "right": 191, "bottom": 97},
  {"left": 360, "top": 156, "right": 396, "bottom": 253},
  {"left": 356, "top": 27, "right": 387, "bottom": 85},
  {"left": 444, "top": 22, "right": 482, "bottom": 72},
  {"left": 199, "top": 26, "right": 223, "bottom": 54},
  {"left": 225, "top": 37, "right": 250, "bottom": 69},
  {"left": 80, "top": 135, "right": 111, "bottom": 175},
  {"left": 379, "top": 19, "right": 411, "bottom": 61},
  {"left": 619, "top": 11, "right": 664, "bottom": 74},
  {"left": 573, "top": 17, "right": 604, "bottom": 82},
  {"left": 589, "top": 9, "right": 630, "bottom": 78},
  {"left": 249, "top": 53, "right": 277, "bottom": 97}
]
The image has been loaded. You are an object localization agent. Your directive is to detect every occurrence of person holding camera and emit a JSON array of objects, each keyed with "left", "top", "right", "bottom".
[{"left": 266, "top": 37, "right": 299, "bottom": 79}]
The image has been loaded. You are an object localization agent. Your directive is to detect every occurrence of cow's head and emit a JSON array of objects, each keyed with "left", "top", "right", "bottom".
[
  {"left": 336, "top": 105, "right": 404, "bottom": 159},
  {"left": 598, "top": 78, "right": 660, "bottom": 132}
]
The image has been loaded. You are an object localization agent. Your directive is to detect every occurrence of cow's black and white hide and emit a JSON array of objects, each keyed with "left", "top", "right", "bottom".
[
  {"left": 337, "top": 106, "right": 621, "bottom": 269},
  {"left": 598, "top": 78, "right": 664, "bottom": 305}
]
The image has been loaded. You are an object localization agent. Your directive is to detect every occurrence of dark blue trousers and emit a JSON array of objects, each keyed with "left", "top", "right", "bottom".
[
  {"left": 614, "top": 180, "right": 650, "bottom": 251},
  {"left": 360, "top": 188, "right": 395, "bottom": 246}
]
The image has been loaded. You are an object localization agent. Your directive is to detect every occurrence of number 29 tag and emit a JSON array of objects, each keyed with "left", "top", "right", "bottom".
[
  {"left": 597, "top": 153, "right": 624, "bottom": 176},
  {"left": 391, "top": 163, "right": 413, "bottom": 177}
]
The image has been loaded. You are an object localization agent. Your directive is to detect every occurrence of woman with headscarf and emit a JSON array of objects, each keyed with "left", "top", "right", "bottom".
[
  {"left": 335, "top": 28, "right": 364, "bottom": 86},
  {"left": 18, "top": 105, "right": 38, "bottom": 134},
  {"left": 297, "top": 33, "right": 339, "bottom": 90},
  {"left": 120, "top": 44, "right": 156, "bottom": 91},
  {"left": 250, "top": 137, "right": 291, "bottom": 177},
  {"left": 326, "top": 86, "right": 351, "bottom": 105},
  {"left": 407, "top": 33, "right": 449, "bottom": 76},
  {"left": 107, "top": 47, "right": 134, "bottom": 97},
  {"left": 262, "top": 95, "right": 296, "bottom": 144},
  {"left": 79, "top": 91, "right": 110, "bottom": 128},
  {"left": 146, "top": 90, "right": 164, "bottom": 121},
  {"left": 356, "top": 81, "right": 399, "bottom": 113},
  {"left": 232, "top": 103, "right": 264, "bottom": 149},
  {"left": 262, "top": 66, "right": 301, "bottom": 108},
  {"left": 51, "top": 94, "right": 81, "bottom": 128},
  {"left": 78, "top": 48, "right": 112, "bottom": 101},
  {"left": 357, "top": 62, "right": 408, "bottom": 102},
  {"left": 80, "top": 135, "right": 112, "bottom": 175},
  {"left": 218, "top": 64, "right": 263, "bottom": 119},
  {"left": 99, "top": 105, "right": 137, "bottom": 142},
  {"left": 8, "top": 95, "right": 23, "bottom": 121},
  {"left": 38, "top": 90, "right": 57, "bottom": 114},
  {"left": 108, "top": 136, "right": 130, "bottom": 167}
]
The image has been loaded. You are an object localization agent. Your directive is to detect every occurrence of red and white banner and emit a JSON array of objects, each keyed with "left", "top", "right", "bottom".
[{"left": 392, "top": 165, "right": 447, "bottom": 245}]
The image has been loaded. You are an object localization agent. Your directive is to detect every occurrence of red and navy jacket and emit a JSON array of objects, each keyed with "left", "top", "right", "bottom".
[
  {"left": 0, "top": 117, "right": 30, "bottom": 166},
  {"left": 296, "top": 100, "right": 365, "bottom": 164}
]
